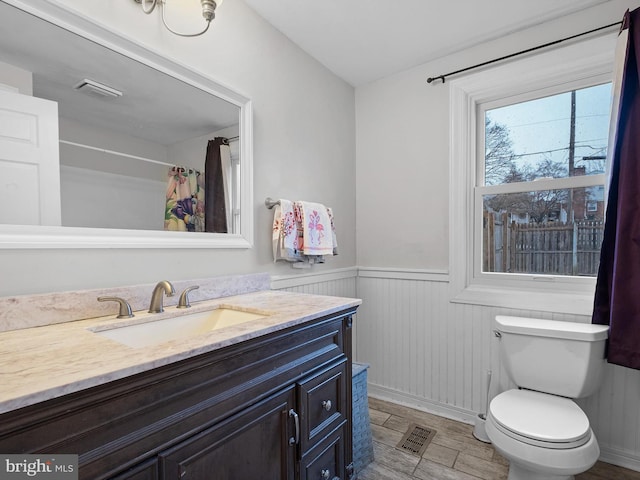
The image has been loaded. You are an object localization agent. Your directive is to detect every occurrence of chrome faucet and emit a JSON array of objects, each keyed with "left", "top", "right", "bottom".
[{"left": 148, "top": 280, "right": 175, "bottom": 313}]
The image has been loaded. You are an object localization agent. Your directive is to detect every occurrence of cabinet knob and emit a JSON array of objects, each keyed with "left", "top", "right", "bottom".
[
  {"left": 321, "top": 469, "right": 330, "bottom": 479},
  {"left": 322, "top": 400, "right": 332, "bottom": 411}
]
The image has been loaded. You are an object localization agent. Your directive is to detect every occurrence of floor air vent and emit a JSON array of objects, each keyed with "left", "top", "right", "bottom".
[{"left": 396, "top": 424, "right": 435, "bottom": 456}]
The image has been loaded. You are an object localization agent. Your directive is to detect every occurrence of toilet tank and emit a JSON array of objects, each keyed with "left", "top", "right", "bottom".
[{"left": 495, "top": 315, "right": 609, "bottom": 398}]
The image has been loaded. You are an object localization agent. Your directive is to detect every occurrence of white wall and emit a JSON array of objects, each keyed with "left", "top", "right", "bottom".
[
  {"left": 59, "top": 117, "right": 170, "bottom": 180},
  {"left": 0, "top": 59, "right": 32, "bottom": 94},
  {"left": 355, "top": 0, "right": 640, "bottom": 269},
  {"left": 61, "top": 166, "right": 166, "bottom": 230},
  {"left": 354, "top": 0, "right": 640, "bottom": 470},
  {"left": 0, "top": 0, "right": 356, "bottom": 296},
  {"left": 58, "top": 117, "right": 171, "bottom": 230}
]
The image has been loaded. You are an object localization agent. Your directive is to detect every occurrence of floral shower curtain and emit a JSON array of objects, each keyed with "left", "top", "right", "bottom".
[
  {"left": 592, "top": 7, "right": 640, "bottom": 369},
  {"left": 164, "top": 167, "right": 205, "bottom": 232}
]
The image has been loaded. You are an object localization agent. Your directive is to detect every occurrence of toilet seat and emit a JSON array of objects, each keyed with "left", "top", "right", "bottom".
[{"left": 489, "top": 389, "right": 591, "bottom": 449}]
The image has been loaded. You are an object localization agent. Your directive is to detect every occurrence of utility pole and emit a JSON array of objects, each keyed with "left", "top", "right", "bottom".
[
  {"left": 568, "top": 90, "right": 576, "bottom": 222},
  {"left": 569, "top": 90, "right": 577, "bottom": 275}
]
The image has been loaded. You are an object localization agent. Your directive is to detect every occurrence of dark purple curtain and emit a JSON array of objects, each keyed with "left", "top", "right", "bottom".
[
  {"left": 592, "top": 8, "right": 640, "bottom": 369},
  {"left": 204, "top": 137, "right": 228, "bottom": 233}
]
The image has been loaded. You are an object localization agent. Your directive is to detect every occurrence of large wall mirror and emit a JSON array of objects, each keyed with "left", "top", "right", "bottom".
[{"left": 0, "top": 0, "right": 253, "bottom": 248}]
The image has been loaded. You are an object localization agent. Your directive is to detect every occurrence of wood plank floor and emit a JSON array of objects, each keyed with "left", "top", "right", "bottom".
[{"left": 358, "top": 397, "right": 640, "bottom": 480}]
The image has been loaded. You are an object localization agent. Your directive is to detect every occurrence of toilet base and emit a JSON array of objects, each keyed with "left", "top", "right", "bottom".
[{"left": 507, "top": 463, "right": 574, "bottom": 480}]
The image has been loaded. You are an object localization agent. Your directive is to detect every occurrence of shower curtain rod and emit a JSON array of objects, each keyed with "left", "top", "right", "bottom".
[
  {"left": 426, "top": 21, "right": 622, "bottom": 85},
  {"left": 59, "top": 140, "right": 175, "bottom": 167},
  {"left": 60, "top": 136, "right": 240, "bottom": 168}
]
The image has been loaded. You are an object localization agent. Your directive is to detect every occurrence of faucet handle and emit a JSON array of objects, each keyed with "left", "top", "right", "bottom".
[
  {"left": 177, "top": 285, "right": 200, "bottom": 309},
  {"left": 98, "top": 296, "right": 134, "bottom": 319}
]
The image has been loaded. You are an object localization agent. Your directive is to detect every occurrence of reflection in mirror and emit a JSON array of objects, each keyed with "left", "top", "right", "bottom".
[{"left": 0, "top": 1, "right": 252, "bottom": 247}]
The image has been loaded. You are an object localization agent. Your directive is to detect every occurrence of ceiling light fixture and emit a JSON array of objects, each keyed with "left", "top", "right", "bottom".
[{"left": 134, "top": 0, "right": 224, "bottom": 37}]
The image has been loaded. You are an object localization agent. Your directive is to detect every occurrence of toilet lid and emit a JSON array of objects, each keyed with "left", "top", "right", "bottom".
[{"left": 489, "top": 389, "right": 591, "bottom": 449}]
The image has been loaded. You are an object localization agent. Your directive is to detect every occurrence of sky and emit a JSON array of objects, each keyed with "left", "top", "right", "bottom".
[{"left": 486, "top": 82, "right": 612, "bottom": 180}]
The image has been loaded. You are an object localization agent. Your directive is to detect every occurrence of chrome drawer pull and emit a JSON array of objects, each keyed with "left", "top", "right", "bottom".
[
  {"left": 289, "top": 409, "right": 300, "bottom": 445},
  {"left": 321, "top": 469, "right": 330, "bottom": 479},
  {"left": 322, "top": 400, "right": 332, "bottom": 411}
]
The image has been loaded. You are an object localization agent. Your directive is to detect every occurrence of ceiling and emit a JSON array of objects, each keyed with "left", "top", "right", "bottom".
[
  {"left": 0, "top": 0, "right": 613, "bottom": 144},
  {"left": 244, "top": 0, "right": 611, "bottom": 86},
  {"left": 0, "top": 2, "right": 240, "bottom": 146}
]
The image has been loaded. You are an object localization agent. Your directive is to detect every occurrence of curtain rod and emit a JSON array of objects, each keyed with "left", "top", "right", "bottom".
[
  {"left": 61, "top": 137, "right": 239, "bottom": 167},
  {"left": 426, "top": 21, "right": 622, "bottom": 85},
  {"left": 59, "top": 140, "right": 175, "bottom": 168}
]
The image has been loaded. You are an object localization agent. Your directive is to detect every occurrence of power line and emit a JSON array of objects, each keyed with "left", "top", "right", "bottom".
[
  {"left": 489, "top": 113, "right": 610, "bottom": 130},
  {"left": 489, "top": 144, "right": 606, "bottom": 161}
]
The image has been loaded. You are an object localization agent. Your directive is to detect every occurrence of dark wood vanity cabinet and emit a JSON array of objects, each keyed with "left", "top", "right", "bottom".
[
  {"left": 0, "top": 308, "right": 357, "bottom": 480},
  {"left": 159, "top": 386, "right": 297, "bottom": 480}
]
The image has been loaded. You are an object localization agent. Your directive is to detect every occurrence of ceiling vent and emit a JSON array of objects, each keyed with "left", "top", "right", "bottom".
[{"left": 73, "top": 79, "right": 123, "bottom": 98}]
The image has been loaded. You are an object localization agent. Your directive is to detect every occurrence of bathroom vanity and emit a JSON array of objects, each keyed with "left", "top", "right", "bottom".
[{"left": 0, "top": 284, "right": 360, "bottom": 480}]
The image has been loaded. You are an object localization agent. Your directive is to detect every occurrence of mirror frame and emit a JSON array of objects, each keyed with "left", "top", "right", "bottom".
[{"left": 0, "top": 0, "right": 253, "bottom": 249}]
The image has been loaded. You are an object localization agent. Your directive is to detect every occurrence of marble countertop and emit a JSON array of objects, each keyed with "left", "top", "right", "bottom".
[{"left": 0, "top": 290, "right": 361, "bottom": 414}]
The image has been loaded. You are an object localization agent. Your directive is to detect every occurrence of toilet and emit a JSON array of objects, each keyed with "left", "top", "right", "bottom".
[{"left": 485, "top": 315, "right": 609, "bottom": 480}]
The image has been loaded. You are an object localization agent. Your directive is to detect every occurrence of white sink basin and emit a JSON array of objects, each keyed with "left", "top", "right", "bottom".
[{"left": 92, "top": 307, "right": 268, "bottom": 348}]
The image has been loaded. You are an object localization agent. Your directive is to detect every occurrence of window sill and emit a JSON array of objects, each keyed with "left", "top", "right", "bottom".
[{"left": 451, "top": 283, "right": 595, "bottom": 317}]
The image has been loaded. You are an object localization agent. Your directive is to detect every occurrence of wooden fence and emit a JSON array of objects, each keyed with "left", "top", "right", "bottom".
[{"left": 483, "top": 212, "right": 604, "bottom": 276}]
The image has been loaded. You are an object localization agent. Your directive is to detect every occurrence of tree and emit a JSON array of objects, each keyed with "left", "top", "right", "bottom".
[
  {"left": 527, "top": 189, "right": 568, "bottom": 223},
  {"left": 483, "top": 121, "right": 569, "bottom": 222},
  {"left": 483, "top": 118, "right": 525, "bottom": 214},
  {"left": 484, "top": 116, "right": 516, "bottom": 185}
]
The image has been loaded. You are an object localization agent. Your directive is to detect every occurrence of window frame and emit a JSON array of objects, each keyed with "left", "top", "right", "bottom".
[{"left": 448, "top": 33, "right": 615, "bottom": 315}]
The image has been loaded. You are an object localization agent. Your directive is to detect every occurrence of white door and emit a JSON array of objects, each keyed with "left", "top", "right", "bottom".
[{"left": 0, "top": 90, "right": 60, "bottom": 226}]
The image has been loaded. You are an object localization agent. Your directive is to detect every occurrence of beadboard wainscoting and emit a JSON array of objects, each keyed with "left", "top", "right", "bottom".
[
  {"left": 269, "top": 267, "right": 640, "bottom": 471},
  {"left": 355, "top": 268, "right": 640, "bottom": 472}
]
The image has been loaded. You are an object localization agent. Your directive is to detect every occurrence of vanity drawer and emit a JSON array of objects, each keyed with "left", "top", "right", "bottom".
[
  {"left": 300, "top": 425, "right": 345, "bottom": 480},
  {"left": 298, "top": 360, "right": 347, "bottom": 453}
]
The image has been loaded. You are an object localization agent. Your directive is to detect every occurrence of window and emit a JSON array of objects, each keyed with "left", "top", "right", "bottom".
[
  {"left": 478, "top": 84, "right": 609, "bottom": 278},
  {"left": 449, "top": 34, "right": 615, "bottom": 314}
]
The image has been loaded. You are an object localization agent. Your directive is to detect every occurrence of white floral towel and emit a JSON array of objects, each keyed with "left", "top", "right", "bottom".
[
  {"left": 272, "top": 199, "right": 338, "bottom": 265},
  {"left": 272, "top": 199, "right": 302, "bottom": 262},
  {"left": 299, "top": 201, "right": 335, "bottom": 256}
]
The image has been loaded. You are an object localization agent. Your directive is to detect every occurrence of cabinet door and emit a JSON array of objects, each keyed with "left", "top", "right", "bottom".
[
  {"left": 159, "top": 388, "right": 296, "bottom": 480},
  {"left": 109, "top": 459, "right": 157, "bottom": 480}
]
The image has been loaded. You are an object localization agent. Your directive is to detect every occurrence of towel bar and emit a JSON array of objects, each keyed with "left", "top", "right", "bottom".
[{"left": 265, "top": 197, "right": 280, "bottom": 209}]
